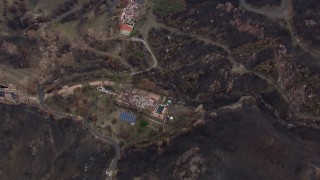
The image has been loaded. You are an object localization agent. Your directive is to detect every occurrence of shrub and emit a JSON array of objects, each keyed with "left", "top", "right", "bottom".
[
  {"left": 119, "top": 130, "right": 130, "bottom": 139},
  {"left": 111, "top": 118, "right": 117, "bottom": 124},
  {"left": 131, "top": 50, "right": 145, "bottom": 59},
  {"left": 104, "top": 97, "right": 112, "bottom": 107},
  {"left": 129, "top": 28, "right": 139, "bottom": 37},
  {"left": 139, "top": 120, "right": 148, "bottom": 127},
  {"left": 153, "top": 0, "right": 185, "bottom": 17}
]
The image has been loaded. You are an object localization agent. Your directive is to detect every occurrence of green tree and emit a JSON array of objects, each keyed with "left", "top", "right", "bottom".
[{"left": 139, "top": 120, "right": 148, "bottom": 127}]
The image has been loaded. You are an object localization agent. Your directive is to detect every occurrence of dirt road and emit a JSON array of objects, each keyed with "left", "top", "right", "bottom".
[
  {"left": 84, "top": 120, "right": 121, "bottom": 180},
  {"left": 239, "top": 0, "right": 290, "bottom": 19}
]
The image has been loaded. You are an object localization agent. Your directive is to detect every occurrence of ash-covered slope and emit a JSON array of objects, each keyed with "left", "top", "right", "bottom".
[
  {"left": 116, "top": 0, "right": 320, "bottom": 178},
  {"left": 0, "top": 103, "right": 114, "bottom": 180},
  {"left": 117, "top": 101, "right": 320, "bottom": 180}
]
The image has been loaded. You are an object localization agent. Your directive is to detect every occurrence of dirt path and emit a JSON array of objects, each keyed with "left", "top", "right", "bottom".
[
  {"left": 75, "top": 36, "right": 159, "bottom": 76},
  {"left": 240, "top": 0, "right": 320, "bottom": 60},
  {"left": 128, "top": 37, "right": 159, "bottom": 76},
  {"left": 3, "top": 2, "right": 320, "bottom": 178},
  {"left": 84, "top": 120, "right": 121, "bottom": 180},
  {"left": 36, "top": 84, "right": 120, "bottom": 180},
  {"left": 131, "top": 37, "right": 158, "bottom": 68},
  {"left": 137, "top": 0, "right": 320, "bottom": 121},
  {"left": 139, "top": 0, "right": 157, "bottom": 40},
  {"left": 78, "top": 43, "right": 134, "bottom": 70},
  {"left": 0, "top": 65, "right": 38, "bottom": 88},
  {"left": 239, "top": 0, "right": 290, "bottom": 19},
  {"left": 76, "top": 37, "right": 160, "bottom": 76},
  {"left": 139, "top": 0, "right": 231, "bottom": 56},
  {"left": 234, "top": 0, "right": 320, "bottom": 120}
]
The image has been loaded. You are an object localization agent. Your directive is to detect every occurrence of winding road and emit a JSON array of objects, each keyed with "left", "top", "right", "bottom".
[
  {"left": 239, "top": 0, "right": 320, "bottom": 59},
  {"left": 32, "top": 1, "right": 320, "bottom": 179},
  {"left": 129, "top": 37, "right": 158, "bottom": 75},
  {"left": 84, "top": 120, "right": 121, "bottom": 179},
  {"left": 37, "top": 86, "right": 121, "bottom": 179},
  {"left": 239, "top": 0, "right": 290, "bottom": 19}
]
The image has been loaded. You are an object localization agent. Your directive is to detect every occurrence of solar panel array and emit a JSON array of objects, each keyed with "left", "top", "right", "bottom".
[{"left": 119, "top": 112, "right": 136, "bottom": 124}]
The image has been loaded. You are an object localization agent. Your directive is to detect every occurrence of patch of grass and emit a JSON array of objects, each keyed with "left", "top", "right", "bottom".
[
  {"left": 52, "top": 22, "right": 77, "bottom": 38},
  {"left": 176, "top": 114, "right": 186, "bottom": 121},
  {"left": 148, "top": 130, "right": 157, "bottom": 137},
  {"left": 104, "top": 96, "right": 112, "bottom": 107},
  {"left": 82, "top": 85, "right": 96, "bottom": 96},
  {"left": 139, "top": 120, "right": 149, "bottom": 127},
  {"left": 255, "top": 61, "right": 274, "bottom": 74},
  {"left": 108, "top": 74, "right": 128, "bottom": 83},
  {"left": 90, "top": 14, "right": 106, "bottom": 30},
  {"left": 138, "top": 127, "right": 144, "bottom": 133},
  {"left": 129, "top": 28, "right": 139, "bottom": 37},
  {"left": 136, "top": 20, "right": 145, "bottom": 25},
  {"left": 153, "top": 0, "right": 186, "bottom": 16},
  {"left": 232, "top": 41, "right": 274, "bottom": 55},
  {"left": 130, "top": 50, "right": 145, "bottom": 59}
]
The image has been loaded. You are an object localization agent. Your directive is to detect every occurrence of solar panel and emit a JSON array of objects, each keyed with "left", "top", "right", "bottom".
[{"left": 119, "top": 112, "right": 136, "bottom": 124}]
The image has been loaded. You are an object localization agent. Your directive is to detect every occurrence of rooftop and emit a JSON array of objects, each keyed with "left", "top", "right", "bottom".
[{"left": 120, "top": 24, "right": 133, "bottom": 36}]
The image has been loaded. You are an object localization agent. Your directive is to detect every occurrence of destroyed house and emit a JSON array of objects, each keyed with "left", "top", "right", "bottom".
[{"left": 117, "top": 90, "right": 158, "bottom": 111}]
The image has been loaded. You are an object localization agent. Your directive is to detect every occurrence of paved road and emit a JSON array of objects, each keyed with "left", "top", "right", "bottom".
[
  {"left": 84, "top": 120, "right": 121, "bottom": 179},
  {"left": 37, "top": 85, "right": 47, "bottom": 108}
]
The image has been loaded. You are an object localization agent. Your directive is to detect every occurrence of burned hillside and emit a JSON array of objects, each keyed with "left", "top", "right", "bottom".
[
  {"left": 0, "top": 103, "right": 114, "bottom": 180},
  {"left": 117, "top": 102, "right": 320, "bottom": 180},
  {"left": 0, "top": 0, "right": 320, "bottom": 179}
]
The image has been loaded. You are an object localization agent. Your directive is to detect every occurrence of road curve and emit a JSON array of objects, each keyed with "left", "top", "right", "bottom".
[
  {"left": 37, "top": 86, "right": 121, "bottom": 179},
  {"left": 128, "top": 37, "right": 159, "bottom": 76},
  {"left": 131, "top": 37, "right": 158, "bottom": 68},
  {"left": 239, "top": 0, "right": 289, "bottom": 19},
  {"left": 84, "top": 120, "right": 121, "bottom": 179}
]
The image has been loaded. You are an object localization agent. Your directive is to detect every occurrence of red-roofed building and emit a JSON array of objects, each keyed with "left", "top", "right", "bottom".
[
  {"left": 120, "top": 24, "right": 133, "bottom": 36},
  {"left": 119, "top": 0, "right": 142, "bottom": 36}
]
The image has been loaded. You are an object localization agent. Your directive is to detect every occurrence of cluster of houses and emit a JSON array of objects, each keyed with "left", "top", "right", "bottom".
[{"left": 119, "top": 0, "right": 142, "bottom": 36}]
